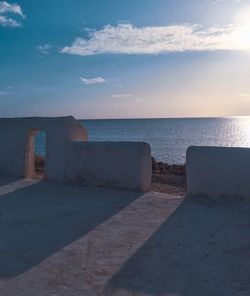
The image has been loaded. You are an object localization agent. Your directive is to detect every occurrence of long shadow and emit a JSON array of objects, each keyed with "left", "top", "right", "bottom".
[
  {"left": 107, "top": 197, "right": 250, "bottom": 296},
  {"left": 0, "top": 180, "right": 141, "bottom": 278},
  {"left": 0, "top": 177, "right": 20, "bottom": 186}
]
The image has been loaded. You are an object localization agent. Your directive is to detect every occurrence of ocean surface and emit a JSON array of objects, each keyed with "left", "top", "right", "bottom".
[{"left": 35, "top": 117, "right": 250, "bottom": 164}]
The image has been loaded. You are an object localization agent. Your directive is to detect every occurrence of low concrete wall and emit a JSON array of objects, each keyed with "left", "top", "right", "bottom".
[
  {"left": 63, "top": 141, "right": 152, "bottom": 192},
  {"left": 0, "top": 117, "right": 152, "bottom": 192},
  {"left": 187, "top": 146, "right": 250, "bottom": 199}
]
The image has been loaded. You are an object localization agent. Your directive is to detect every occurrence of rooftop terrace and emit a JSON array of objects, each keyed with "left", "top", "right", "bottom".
[{"left": 0, "top": 178, "right": 250, "bottom": 295}]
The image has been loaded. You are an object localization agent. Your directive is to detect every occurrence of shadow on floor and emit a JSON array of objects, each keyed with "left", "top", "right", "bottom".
[
  {"left": 0, "top": 179, "right": 141, "bottom": 278},
  {"left": 0, "top": 177, "right": 20, "bottom": 187},
  {"left": 107, "top": 197, "right": 250, "bottom": 296}
]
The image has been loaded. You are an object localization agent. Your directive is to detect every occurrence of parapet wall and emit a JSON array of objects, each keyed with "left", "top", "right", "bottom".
[
  {"left": 63, "top": 141, "right": 152, "bottom": 192},
  {"left": 0, "top": 116, "right": 88, "bottom": 181},
  {"left": 186, "top": 146, "right": 250, "bottom": 199},
  {"left": 0, "top": 117, "right": 152, "bottom": 192}
]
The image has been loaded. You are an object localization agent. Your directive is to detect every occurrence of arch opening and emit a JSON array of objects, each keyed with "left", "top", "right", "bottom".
[{"left": 24, "top": 130, "right": 46, "bottom": 179}]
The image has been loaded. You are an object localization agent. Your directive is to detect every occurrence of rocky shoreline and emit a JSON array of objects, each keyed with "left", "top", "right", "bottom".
[
  {"left": 152, "top": 157, "right": 186, "bottom": 176},
  {"left": 151, "top": 157, "right": 186, "bottom": 195}
]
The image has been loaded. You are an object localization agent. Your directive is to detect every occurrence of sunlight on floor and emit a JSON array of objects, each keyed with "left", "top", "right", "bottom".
[{"left": 0, "top": 179, "right": 41, "bottom": 197}]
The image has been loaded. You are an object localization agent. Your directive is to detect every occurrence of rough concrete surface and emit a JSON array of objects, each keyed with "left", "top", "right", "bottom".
[
  {"left": 187, "top": 146, "right": 250, "bottom": 199},
  {"left": 64, "top": 141, "right": 152, "bottom": 192},
  {"left": 0, "top": 117, "right": 152, "bottom": 192},
  {"left": 0, "top": 178, "right": 250, "bottom": 296}
]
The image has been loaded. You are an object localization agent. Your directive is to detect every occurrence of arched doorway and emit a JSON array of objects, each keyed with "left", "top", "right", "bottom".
[{"left": 24, "top": 129, "right": 46, "bottom": 179}]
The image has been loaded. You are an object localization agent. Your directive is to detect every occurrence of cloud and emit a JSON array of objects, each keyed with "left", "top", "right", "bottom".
[
  {"left": 37, "top": 44, "right": 52, "bottom": 55},
  {"left": 0, "top": 1, "right": 25, "bottom": 27},
  {"left": 112, "top": 94, "right": 132, "bottom": 98},
  {"left": 80, "top": 77, "right": 106, "bottom": 85},
  {"left": 209, "top": 0, "right": 222, "bottom": 3},
  {"left": 0, "top": 15, "right": 20, "bottom": 26},
  {"left": 0, "top": 1, "right": 24, "bottom": 16},
  {"left": 0, "top": 90, "right": 14, "bottom": 95},
  {"left": 209, "top": 0, "right": 241, "bottom": 3},
  {"left": 61, "top": 22, "right": 250, "bottom": 56}
]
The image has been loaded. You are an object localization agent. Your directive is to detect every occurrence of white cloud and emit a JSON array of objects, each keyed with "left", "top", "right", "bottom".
[
  {"left": 112, "top": 94, "right": 132, "bottom": 98},
  {"left": 209, "top": 0, "right": 222, "bottom": 3},
  {"left": 0, "top": 1, "right": 24, "bottom": 16},
  {"left": 0, "top": 90, "right": 14, "bottom": 95},
  {"left": 61, "top": 22, "right": 250, "bottom": 56},
  {"left": 0, "top": 1, "right": 25, "bottom": 27},
  {"left": 80, "top": 77, "right": 106, "bottom": 85},
  {"left": 0, "top": 15, "right": 20, "bottom": 26},
  {"left": 210, "top": 0, "right": 241, "bottom": 3},
  {"left": 37, "top": 44, "right": 52, "bottom": 55}
]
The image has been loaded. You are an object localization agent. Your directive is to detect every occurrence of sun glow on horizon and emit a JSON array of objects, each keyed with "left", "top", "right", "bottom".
[
  {"left": 233, "top": 7, "right": 250, "bottom": 50},
  {"left": 232, "top": 23, "right": 250, "bottom": 50}
]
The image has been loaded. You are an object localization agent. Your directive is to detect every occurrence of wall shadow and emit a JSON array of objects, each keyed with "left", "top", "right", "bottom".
[
  {"left": 0, "top": 180, "right": 141, "bottom": 278},
  {"left": 107, "top": 197, "right": 250, "bottom": 296},
  {"left": 0, "top": 177, "right": 20, "bottom": 187}
]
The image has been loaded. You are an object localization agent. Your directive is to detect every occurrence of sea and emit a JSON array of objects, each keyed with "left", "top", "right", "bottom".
[{"left": 35, "top": 117, "right": 250, "bottom": 164}]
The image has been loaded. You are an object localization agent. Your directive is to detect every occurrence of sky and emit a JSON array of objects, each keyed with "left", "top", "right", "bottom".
[{"left": 0, "top": 0, "right": 250, "bottom": 119}]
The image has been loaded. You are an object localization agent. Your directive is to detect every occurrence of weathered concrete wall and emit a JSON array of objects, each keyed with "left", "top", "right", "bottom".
[
  {"left": 0, "top": 117, "right": 152, "bottom": 192},
  {"left": 187, "top": 146, "right": 250, "bottom": 199},
  {"left": 63, "top": 141, "right": 152, "bottom": 192},
  {"left": 0, "top": 117, "right": 88, "bottom": 181}
]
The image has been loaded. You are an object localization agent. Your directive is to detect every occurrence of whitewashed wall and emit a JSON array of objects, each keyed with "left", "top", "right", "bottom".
[
  {"left": 187, "top": 146, "right": 250, "bottom": 199},
  {"left": 63, "top": 141, "right": 152, "bottom": 192},
  {"left": 0, "top": 116, "right": 88, "bottom": 181},
  {"left": 0, "top": 117, "right": 152, "bottom": 192}
]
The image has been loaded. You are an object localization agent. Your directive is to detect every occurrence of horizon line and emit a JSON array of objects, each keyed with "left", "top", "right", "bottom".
[{"left": 78, "top": 115, "right": 250, "bottom": 120}]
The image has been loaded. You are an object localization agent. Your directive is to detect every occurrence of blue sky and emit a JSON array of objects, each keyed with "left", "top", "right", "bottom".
[{"left": 0, "top": 0, "right": 250, "bottom": 119}]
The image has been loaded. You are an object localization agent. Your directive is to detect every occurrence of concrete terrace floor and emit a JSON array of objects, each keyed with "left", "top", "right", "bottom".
[{"left": 0, "top": 179, "right": 250, "bottom": 296}]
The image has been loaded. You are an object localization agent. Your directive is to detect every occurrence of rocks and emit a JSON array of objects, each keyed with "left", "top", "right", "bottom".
[
  {"left": 152, "top": 174, "right": 185, "bottom": 186},
  {"left": 34, "top": 155, "right": 45, "bottom": 175},
  {"left": 152, "top": 157, "right": 186, "bottom": 176},
  {"left": 151, "top": 157, "right": 186, "bottom": 195}
]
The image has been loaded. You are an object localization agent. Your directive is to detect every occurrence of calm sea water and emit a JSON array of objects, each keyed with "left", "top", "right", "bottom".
[
  {"left": 35, "top": 117, "right": 250, "bottom": 164},
  {"left": 80, "top": 117, "right": 250, "bottom": 164}
]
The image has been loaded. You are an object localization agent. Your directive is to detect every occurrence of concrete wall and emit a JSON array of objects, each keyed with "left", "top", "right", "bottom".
[
  {"left": 63, "top": 141, "right": 152, "bottom": 192},
  {"left": 0, "top": 117, "right": 152, "bottom": 192},
  {"left": 187, "top": 146, "right": 250, "bottom": 199},
  {"left": 0, "top": 116, "right": 88, "bottom": 181}
]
